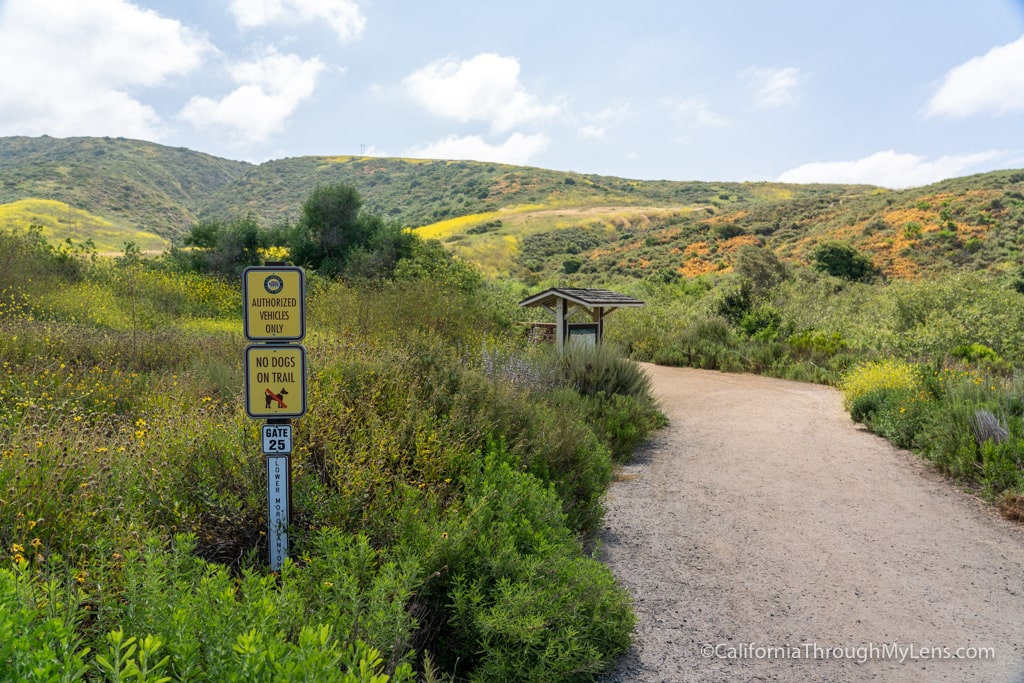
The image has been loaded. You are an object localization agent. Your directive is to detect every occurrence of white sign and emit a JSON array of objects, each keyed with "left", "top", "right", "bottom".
[
  {"left": 262, "top": 424, "right": 293, "bottom": 454},
  {"left": 267, "top": 455, "right": 289, "bottom": 571}
]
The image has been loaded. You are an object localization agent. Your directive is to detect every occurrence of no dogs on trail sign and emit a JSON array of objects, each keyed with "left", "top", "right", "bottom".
[{"left": 244, "top": 344, "right": 307, "bottom": 418}]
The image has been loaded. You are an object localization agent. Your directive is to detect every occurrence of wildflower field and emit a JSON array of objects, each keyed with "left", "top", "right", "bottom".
[{"left": 0, "top": 227, "right": 663, "bottom": 682}]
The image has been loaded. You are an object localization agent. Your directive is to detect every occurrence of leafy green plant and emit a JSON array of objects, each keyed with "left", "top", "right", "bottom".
[
  {"left": 558, "top": 343, "right": 652, "bottom": 399},
  {"left": 811, "top": 241, "right": 875, "bottom": 281}
]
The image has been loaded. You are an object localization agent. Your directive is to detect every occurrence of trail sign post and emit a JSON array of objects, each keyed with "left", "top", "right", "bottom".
[{"left": 243, "top": 264, "right": 306, "bottom": 572}]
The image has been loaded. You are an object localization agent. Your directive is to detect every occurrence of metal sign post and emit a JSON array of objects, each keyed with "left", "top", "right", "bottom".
[{"left": 243, "top": 265, "right": 306, "bottom": 572}]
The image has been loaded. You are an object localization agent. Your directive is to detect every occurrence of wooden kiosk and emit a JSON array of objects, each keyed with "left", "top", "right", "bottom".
[{"left": 518, "top": 287, "right": 645, "bottom": 353}]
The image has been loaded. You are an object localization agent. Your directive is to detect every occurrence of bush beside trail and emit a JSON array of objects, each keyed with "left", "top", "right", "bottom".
[{"left": 0, "top": 226, "right": 662, "bottom": 682}]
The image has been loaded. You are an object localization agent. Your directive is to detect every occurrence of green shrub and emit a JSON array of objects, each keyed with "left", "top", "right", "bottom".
[
  {"left": 841, "top": 359, "right": 920, "bottom": 410},
  {"left": 585, "top": 392, "right": 667, "bottom": 462},
  {"left": 0, "top": 562, "right": 89, "bottom": 682},
  {"left": 558, "top": 343, "right": 652, "bottom": 399},
  {"left": 811, "top": 241, "right": 874, "bottom": 281},
  {"left": 426, "top": 449, "right": 635, "bottom": 682}
]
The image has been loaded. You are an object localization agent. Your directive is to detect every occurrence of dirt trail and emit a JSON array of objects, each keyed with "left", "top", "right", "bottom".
[{"left": 598, "top": 365, "right": 1024, "bottom": 682}]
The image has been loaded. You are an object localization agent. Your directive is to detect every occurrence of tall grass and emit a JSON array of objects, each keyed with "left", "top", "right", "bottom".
[{"left": 0, "top": 230, "right": 661, "bottom": 681}]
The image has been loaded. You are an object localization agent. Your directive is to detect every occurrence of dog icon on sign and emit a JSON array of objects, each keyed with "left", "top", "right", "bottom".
[{"left": 265, "top": 388, "right": 289, "bottom": 409}]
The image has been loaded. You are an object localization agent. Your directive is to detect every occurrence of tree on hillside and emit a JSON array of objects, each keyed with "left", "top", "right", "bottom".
[
  {"left": 734, "top": 244, "right": 789, "bottom": 297},
  {"left": 811, "top": 241, "right": 875, "bottom": 282},
  {"left": 177, "top": 215, "right": 265, "bottom": 278},
  {"left": 290, "top": 182, "right": 430, "bottom": 280}
]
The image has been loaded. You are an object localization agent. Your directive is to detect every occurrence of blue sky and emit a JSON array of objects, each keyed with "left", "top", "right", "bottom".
[{"left": 2, "top": 0, "right": 1024, "bottom": 188}]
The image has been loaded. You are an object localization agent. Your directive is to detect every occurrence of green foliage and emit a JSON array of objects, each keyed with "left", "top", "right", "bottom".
[
  {"left": 0, "top": 225, "right": 89, "bottom": 295},
  {"left": 289, "top": 183, "right": 399, "bottom": 278},
  {"left": 839, "top": 363, "right": 1024, "bottom": 498},
  {"left": 811, "top": 241, "right": 875, "bottom": 281},
  {"left": 558, "top": 343, "right": 653, "bottom": 400},
  {"left": 0, "top": 562, "right": 89, "bottom": 682},
  {"left": 422, "top": 449, "right": 635, "bottom": 681},
  {"left": 392, "top": 239, "right": 482, "bottom": 292},
  {"left": 177, "top": 215, "right": 267, "bottom": 277},
  {"left": 734, "top": 244, "right": 789, "bottom": 296},
  {"left": 0, "top": 227, "right": 661, "bottom": 682}
]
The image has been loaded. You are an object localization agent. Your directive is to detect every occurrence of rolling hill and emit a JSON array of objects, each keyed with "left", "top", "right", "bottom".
[
  {"left": 2, "top": 135, "right": 1024, "bottom": 281},
  {"left": 0, "top": 136, "right": 250, "bottom": 242}
]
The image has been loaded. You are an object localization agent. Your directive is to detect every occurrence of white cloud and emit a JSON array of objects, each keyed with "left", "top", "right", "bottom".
[
  {"left": 406, "top": 133, "right": 550, "bottom": 165},
  {"left": 0, "top": 0, "right": 210, "bottom": 139},
  {"left": 404, "top": 53, "right": 561, "bottom": 133},
  {"left": 742, "top": 66, "right": 805, "bottom": 108},
  {"left": 926, "top": 35, "right": 1024, "bottom": 118},
  {"left": 179, "top": 47, "right": 325, "bottom": 144},
  {"left": 577, "top": 104, "right": 632, "bottom": 139},
  {"left": 228, "top": 0, "right": 365, "bottom": 42},
  {"left": 668, "top": 97, "right": 728, "bottom": 127},
  {"left": 777, "top": 149, "right": 1004, "bottom": 188}
]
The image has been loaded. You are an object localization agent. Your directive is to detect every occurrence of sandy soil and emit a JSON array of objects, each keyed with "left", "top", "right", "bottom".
[{"left": 598, "top": 365, "right": 1024, "bottom": 682}]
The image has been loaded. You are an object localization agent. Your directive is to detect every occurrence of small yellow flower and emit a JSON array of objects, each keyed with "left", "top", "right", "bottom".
[
  {"left": 11, "top": 543, "right": 24, "bottom": 553},
  {"left": 30, "top": 538, "right": 41, "bottom": 549}
]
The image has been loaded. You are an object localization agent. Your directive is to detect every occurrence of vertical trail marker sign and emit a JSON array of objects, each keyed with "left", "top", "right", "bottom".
[
  {"left": 266, "top": 454, "right": 290, "bottom": 571},
  {"left": 243, "top": 265, "right": 307, "bottom": 571}
]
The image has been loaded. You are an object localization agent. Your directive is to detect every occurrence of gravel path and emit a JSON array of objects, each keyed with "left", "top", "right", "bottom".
[{"left": 598, "top": 365, "right": 1024, "bottom": 682}]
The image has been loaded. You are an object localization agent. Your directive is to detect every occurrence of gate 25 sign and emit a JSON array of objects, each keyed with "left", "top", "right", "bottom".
[{"left": 262, "top": 424, "right": 293, "bottom": 454}]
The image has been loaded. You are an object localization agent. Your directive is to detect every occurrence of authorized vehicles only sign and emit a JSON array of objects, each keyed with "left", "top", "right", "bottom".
[{"left": 243, "top": 266, "right": 306, "bottom": 341}]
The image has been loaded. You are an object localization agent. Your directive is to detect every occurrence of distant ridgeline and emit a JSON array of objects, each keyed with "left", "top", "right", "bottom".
[{"left": 2, "top": 135, "right": 1023, "bottom": 279}]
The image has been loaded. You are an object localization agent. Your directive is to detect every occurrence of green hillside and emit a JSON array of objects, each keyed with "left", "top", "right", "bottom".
[
  {"left": 3, "top": 136, "right": 1024, "bottom": 282},
  {"left": 0, "top": 136, "right": 251, "bottom": 241},
  {"left": 197, "top": 155, "right": 852, "bottom": 230},
  {"left": 416, "top": 170, "right": 1024, "bottom": 282},
  {"left": 0, "top": 198, "right": 168, "bottom": 253}
]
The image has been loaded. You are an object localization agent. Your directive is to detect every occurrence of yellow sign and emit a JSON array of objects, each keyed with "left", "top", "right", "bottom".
[
  {"left": 244, "top": 345, "right": 307, "bottom": 418},
  {"left": 243, "top": 266, "right": 305, "bottom": 341}
]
